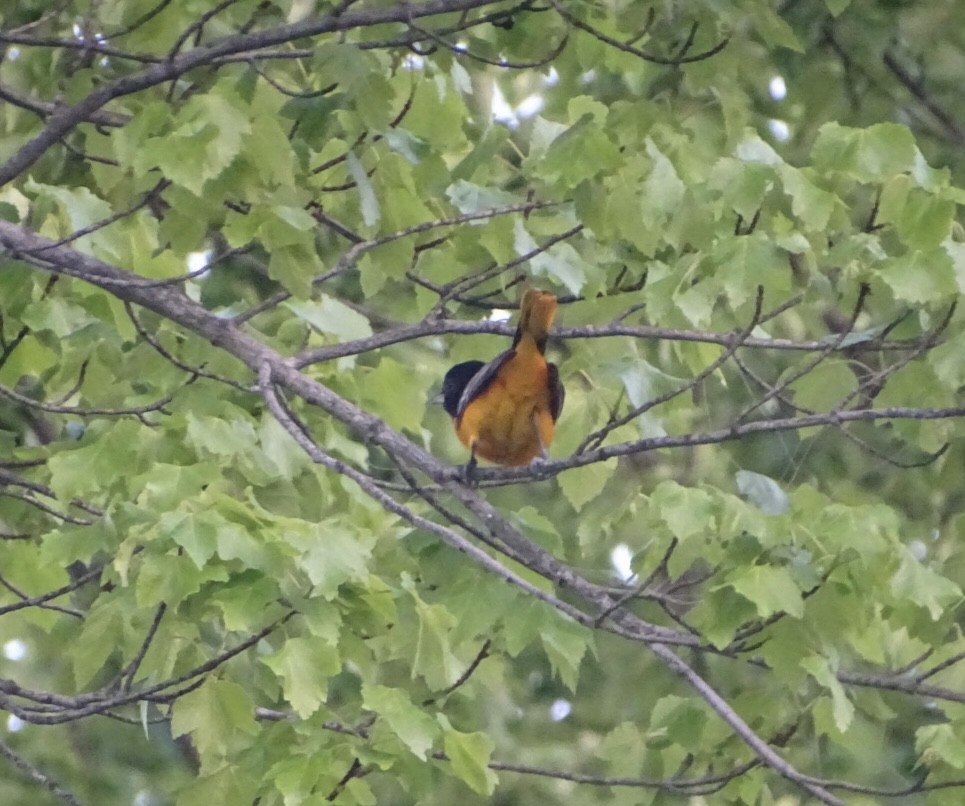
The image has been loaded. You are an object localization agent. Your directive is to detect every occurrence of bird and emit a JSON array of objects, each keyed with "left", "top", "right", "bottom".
[{"left": 441, "top": 288, "right": 565, "bottom": 479}]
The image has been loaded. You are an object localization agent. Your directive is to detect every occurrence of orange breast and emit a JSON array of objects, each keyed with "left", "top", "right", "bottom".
[{"left": 455, "top": 347, "right": 555, "bottom": 466}]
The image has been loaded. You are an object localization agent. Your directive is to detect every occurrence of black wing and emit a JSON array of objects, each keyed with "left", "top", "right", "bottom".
[
  {"left": 547, "top": 362, "right": 565, "bottom": 422},
  {"left": 441, "top": 360, "right": 485, "bottom": 418},
  {"left": 456, "top": 348, "right": 516, "bottom": 419}
]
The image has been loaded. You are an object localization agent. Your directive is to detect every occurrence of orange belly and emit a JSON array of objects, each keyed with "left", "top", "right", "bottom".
[{"left": 455, "top": 355, "right": 555, "bottom": 466}]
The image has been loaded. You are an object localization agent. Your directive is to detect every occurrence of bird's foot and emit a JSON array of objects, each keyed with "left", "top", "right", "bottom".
[
  {"left": 461, "top": 455, "right": 479, "bottom": 486},
  {"left": 528, "top": 455, "right": 551, "bottom": 481}
]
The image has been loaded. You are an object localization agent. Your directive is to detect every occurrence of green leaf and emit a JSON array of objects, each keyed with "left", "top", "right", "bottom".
[
  {"left": 896, "top": 192, "right": 956, "bottom": 249},
  {"left": 262, "top": 636, "right": 340, "bottom": 718},
  {"left": 945, "top": 239, "right": 965, "bottom": 294},
  {"left": 362, "top": 357, "right": 426, "bottom": 432},
  {"left": 451, "top": 129, "right": 510, "bottom": 183},
  {"left": 641, "top": 140, "right": 685, "bottom": 225},
  {"left": 502, "top": 599, "right": 548, "bottom": 657},
  {"left": 362, "top": 683, "right": 439, "bottom": 759},
  {"left": 20, "top": 296, "right": 97, "bottom": 338},
  {"left": 877, "top": 249, "right": 956, "bottom": 304},
  {"left": 135, "top": 554, "right": 226, "bottom": 608},
  {"left": 410, "top": 596, "right": 462, "bottom": 691},
  {"left": 443, "top": 730, "right": 497, "bottom": 795},
  {"left": 917, "top": 724, "right": 965, "bottom": 769},
  {"left": 349, "top": 69, "right": 395, "bottom": 132},
  {"left": 446, "top": 573, "right": 517, "bottom": 643},
  {"left": 812, "top": 122, "right": 917, "bottom": 182},
  {"left": 513, "top": 219, "right": 587, "bottom": 295},
  {"left": 716, "top": 234, "right": 790, "bottom": 307},
  {"left": 175, "top": 767, "right": 257, "bottom": 806},
  {"left": 170, "top": 679, "right": 259, "bottom": 762},
  {"left": 158, "top": 511, "right": 217, "bottom": 568},
  {"left": 346, "top": 151, "right": 380, "bottom": 227},
  {"left": 510, "top": 506, "right": 563, "bottom": 554},
  {"left": 267, "top": 755, "right": 332, "bottom": 803},
  {"left": 689, "top": 586, "right": 758, "bottom": 648},
  {"left": 48, "top": 421, "right": 140, "bottom": 500},
  {"left": 292, "top": 522, "right": 373, "bottom": 599},
  {"left": 725, "top": 565, "right": 804, "bottom": 618},
  {"left": 185, "top": 412, "right": 257, "bottom": 459},
  {"left": 779, "top": 166, "right": 837, "bottom": 231},
  {"left": 752, "top": 5, "right": 803, "bottom": 51},
  {"left": 825, "top": 0, "right": 851, "bottom": 15},
  {"left": 268, "top": 243, "right": 322, "bottom": 298},
  {"left": 247, "top": 115, "right": 296, "bottom": 186},
  {"left": 342, "top": 779, "right": 377, "bottom": 805},
  {"left": 213, "top": 574, "right": 281, "bottom": 631},
  {"left": 446, "top": 179, "right": 518, "bottom": 213},
  {"left": 540, "top": 615, "right": 592, "bottom": 692},
  {"left": 802, "top": 497, "right": 899, "bottom": 559},
  {"left": 736, "top": 133, "right": 783, "bottom": 167},
  {"left": 735, "top": 470, "right": 790, "bottom": 515},
  {"left": 261, "top": 205, "right": 316, "bottom": 248},
  {"left": 73, "top": 601, "right": 121, "bottom": 688},
  {"left": 258, "top": 413, "right": 310, "bottom": 480},
  {"left": 384, "top": 129, "right": 431, "bottom": 165},
  {"left": 891, "top": 548, "right": 962, "bottom": 620},
  {"left": 929, "top": 330, "right": 965, "bottom": 390},
  {"left": 674, "top": 278, "right": 719, "bottom": 327},
  {"left": 618, "top": 360, "right": 680, "bottom": 437},
  {"left": 537, "top": 114, "right": 623, "bottom": 186},
  {"left": 711, "top": 158, "right": 774, "bottom": 221},
  {"left": 215, "top": 519, "right": 277, "bottom": 573},
  {"left": 801, "top": 654, "right": 854, "bottom": 733},
  {"left": 558, "top": 460, "right": 615, "bottom": 512},
  {"left": 649, "top": 481, "right": 717, "bottom": 541},
  {"left": 758, "top": 622, "right": 810, "bottom": 684},
  {"left": 131, "top": 463, "right": 217, "bottom": 511},
  {"left": 285, "top": 295, "right": 373, "bottom": 341},
  {"left": 598, "top": 722, "right": 646, "bottom": 777},
  {"left": 790, "top": 360, "right": 854, "bottom": 412},
  {"left": 134, "top": 91, "right": 251, "bottom": 194},
  {"left": 650, "top": 695, "right": 709, "bottom": 747},
  {"left": 25, "top": 180, "right": 113, "bottom": 253},
  {"left": 567, "top": 95, "right": 609, "bottom": 125}
]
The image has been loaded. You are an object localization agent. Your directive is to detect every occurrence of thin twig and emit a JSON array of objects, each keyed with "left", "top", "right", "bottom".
[
  {"left": 578, "top": 285, "right": 765, "bottom": 453},
  {"left": 0, "top": 737, "right": 83, "bottom": 806},
  {"left": 120, "top": 603, "right": 168, "bottom": 691},
  {"left": 549, "top": 0, "right": 729, "bottom": 66}
]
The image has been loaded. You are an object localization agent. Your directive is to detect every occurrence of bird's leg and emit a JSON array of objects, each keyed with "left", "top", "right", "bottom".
[
  {"left": 529, "top": 411, "right": 551, "bottom": 479},
  {"left": 532, "top": 409, "right": 551, "bottom": 460},
  {"left": 462, "top": 447, "right": 479, "bottom": 486}
]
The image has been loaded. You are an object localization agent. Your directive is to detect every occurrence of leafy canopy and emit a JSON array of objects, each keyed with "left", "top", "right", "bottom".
[{"left": 2, "top": 1, "right": 965, "bottom": 805}]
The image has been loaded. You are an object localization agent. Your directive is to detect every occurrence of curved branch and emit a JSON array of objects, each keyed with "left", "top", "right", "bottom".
[{"left": 0, "top": 379, "right": 176, "bottom": 420}]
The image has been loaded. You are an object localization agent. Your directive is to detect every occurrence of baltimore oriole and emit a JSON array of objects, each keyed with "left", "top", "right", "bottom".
[{"left": 442, "top": 289, "right": 565, "bottom": 477}]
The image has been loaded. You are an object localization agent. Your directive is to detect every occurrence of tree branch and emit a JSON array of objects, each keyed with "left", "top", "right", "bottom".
[
  {"left": 0, "top": 737, "right": 83, "bottom": 806},
  {"left": 0, "top": 0, "right": 509, "bottom": 187}
]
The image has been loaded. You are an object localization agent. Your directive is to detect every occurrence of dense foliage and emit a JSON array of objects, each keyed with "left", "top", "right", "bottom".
[{"left": 2, "top": 1, "right": 965, "bottom": 804}]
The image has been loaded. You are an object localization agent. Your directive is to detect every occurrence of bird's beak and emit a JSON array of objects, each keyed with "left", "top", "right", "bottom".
[{"left": 430, "top": 390, "right": 445, "bottom": 406}]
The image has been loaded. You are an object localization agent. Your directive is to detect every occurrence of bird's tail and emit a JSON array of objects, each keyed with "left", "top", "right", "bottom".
[{"left": 513, "top": 288, "right": 557, "bottom": 354}]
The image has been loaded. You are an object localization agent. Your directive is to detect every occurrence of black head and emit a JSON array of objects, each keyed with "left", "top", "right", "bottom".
[{"left": 441, "top": 360, "right": 485, "bottom": 418}]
